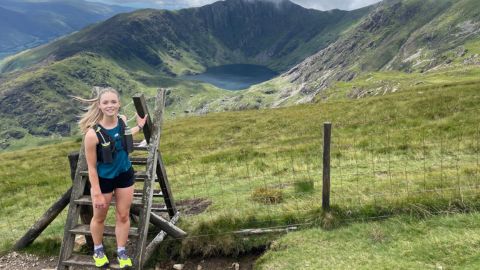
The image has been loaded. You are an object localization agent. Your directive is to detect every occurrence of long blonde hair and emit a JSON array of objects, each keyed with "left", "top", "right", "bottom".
[{"left": 73, "top": 86, "right": 120, "bottom": 134}]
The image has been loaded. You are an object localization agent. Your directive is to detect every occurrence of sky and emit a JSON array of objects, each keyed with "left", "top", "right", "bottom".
[{"left": 94, "top": 0, "right": 383, "bottom": 11}]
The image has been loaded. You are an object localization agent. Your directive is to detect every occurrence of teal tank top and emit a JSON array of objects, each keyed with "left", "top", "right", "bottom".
[{"left": 96, "top": 121, "right": 132, "bottom": 179}]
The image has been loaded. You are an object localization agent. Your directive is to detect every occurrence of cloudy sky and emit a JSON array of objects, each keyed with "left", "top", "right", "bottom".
[{"left": 95, "top": 0, "right": 383, "bottom": 10}]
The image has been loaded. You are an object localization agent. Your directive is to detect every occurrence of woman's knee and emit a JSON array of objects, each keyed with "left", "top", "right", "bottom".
[
  {"left": 92, "top": 214, "right": 107, "bottom": 224},
  {"left": 116, "top": 211, "right": 130, "bottom": 223}
]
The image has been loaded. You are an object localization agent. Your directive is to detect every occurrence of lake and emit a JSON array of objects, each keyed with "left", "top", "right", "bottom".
[{"left": 183, "top": 64, "right": 278, "bottom": 90}]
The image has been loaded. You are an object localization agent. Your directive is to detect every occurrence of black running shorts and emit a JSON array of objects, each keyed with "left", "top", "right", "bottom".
[{"left": 98, "top": 167, "right": 135, "bottom": 194}]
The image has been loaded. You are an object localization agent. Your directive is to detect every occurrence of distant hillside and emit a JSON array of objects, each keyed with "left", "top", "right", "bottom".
[
  {"left": 0, "top": 0, "right": 368, "bottom": 74},
  {"left": 0, "top": 0, "right": 370, "bottom": 148},
  {"left": 1, "top": 0, "right": 479, "bottom": 150},
  {"left": 277, "top": 0, "right": 480, "bottom": 103},
  {"left": 0, "top": 0, "right": 132, "bottom": 59}
]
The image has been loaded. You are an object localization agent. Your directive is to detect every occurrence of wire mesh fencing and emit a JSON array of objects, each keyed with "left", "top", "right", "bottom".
[{"left": 159, "top": 115, "right": 480, "bottom": 236}]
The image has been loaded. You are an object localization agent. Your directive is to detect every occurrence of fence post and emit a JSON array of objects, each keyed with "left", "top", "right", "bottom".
[{"left": 322, "top": 122, "right": 332, "bottom": 211}]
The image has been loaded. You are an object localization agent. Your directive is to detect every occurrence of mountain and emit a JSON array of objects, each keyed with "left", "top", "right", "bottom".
[
  {"left": 0, "top": 0, "right": 133, "bottom": 59},
  {"left": 0, "top": 0, "right": 370, "bottom": 148},
  {"left": 0, "top": 0, "right": 368, "bottom": 74},
  {"left": 277, "top": 0, "right": 480, "bottom": 102},
  {"left": 1, "top": 0, "right": 479, "bottom": 150}
]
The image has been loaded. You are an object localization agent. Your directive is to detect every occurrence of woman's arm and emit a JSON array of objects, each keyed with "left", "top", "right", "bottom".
[
  {"left": 121, "top": 114, "right": 147, "bottom": 136},
  {"left": 85, "top": 129, "right": 106, "bottom": 208}
]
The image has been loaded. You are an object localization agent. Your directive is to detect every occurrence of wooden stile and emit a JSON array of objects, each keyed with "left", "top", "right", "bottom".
[{"left": 54, "top": 89, "right": 185, "bottom": 270}]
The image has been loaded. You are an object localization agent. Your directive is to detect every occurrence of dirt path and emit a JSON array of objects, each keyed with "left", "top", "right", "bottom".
[
  {"left": 0, "top": 251, "right": 56, "bottom": 270},
  {"left": 0, "top": 251, "right": 260, "bottom": 270}
]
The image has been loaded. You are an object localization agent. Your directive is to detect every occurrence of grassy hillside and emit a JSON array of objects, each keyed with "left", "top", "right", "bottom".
[
  {"left": 1, "top": 65, "right": 479, "bottom": 262},
  {"left": 0, "top": 52, "right": 231, "bottom": 149},
  {"left": 256, "top": 213, "right": 480, "bottom": 269}
]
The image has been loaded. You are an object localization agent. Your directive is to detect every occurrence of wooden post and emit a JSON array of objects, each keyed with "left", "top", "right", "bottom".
[
  {"left": 322, "top": 122, "right": 332, "bottom": 210},
  {"left": 133, "top": 89, "right": 165, "bottom": 268},
  {"left": 133, "top": 93, "right": 154, "bottom": 143},
  {"left": 143, "top": 212, "right": 181, "bottom": 266},
  {"left": 129, "top": 207, "right": 186, "bottom": 238}
]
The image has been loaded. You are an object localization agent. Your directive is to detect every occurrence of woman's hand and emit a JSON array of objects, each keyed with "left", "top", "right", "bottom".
[
  {"left": 136, "top": 113, "right": 148, "bottom": 129},
  {"left": 92, "top": 193, "right": 107, "bottom": 209}
]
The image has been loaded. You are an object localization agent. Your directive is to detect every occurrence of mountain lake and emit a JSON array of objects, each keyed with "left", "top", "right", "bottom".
[{"left": 183, "top": 64, "right": 278, "bottom": 90}]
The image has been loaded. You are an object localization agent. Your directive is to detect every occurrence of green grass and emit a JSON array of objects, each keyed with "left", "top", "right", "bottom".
[
  {"left": 256, "top": 212, "right": 480, "bottom": 269},
  {"left": 0, "top": 65, "right": 479, "bottom": 261}
]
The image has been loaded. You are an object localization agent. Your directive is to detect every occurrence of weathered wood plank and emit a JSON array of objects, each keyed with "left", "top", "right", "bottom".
[
  {"left": 133, "top": 89, "right": 165, "bottom": 269},
  {"left": 69, "top": 152, "right": 94, "bottom": 251},
  {"left": 143, "top": 212, "right": 181, "bottom": 264},
  {"left": 74, "top": 195, "right": 143, "bottom": 207},
  {"left": 57, "top": 142, "right": 89, "bottom": 270},
  {"left": 133, "top": 93, "right": 153, "bottom": 144},
  {"left": 133, "top": 189, "right": 163, "bottom": 197},
  {"left": 69, "top": 224, "right": 138, "bottom": 237},
  {"left": 156, "top": 152, "right": 177, "bottom": 218},
  {"left": 130, "top": 157, "right": 148, "bottom": 165},
  {"left": 63, "top": 254, "right": 122, "bottom": 269}
]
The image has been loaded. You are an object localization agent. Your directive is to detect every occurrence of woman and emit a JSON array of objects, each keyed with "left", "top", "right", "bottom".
[{"left": 75, "top": 87, "right": 147, "bottom": 268}]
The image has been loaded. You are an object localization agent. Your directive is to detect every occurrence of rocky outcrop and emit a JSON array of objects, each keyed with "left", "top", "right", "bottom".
[{"left": 279, "top": 0, "right": 480, "bottom": 103}]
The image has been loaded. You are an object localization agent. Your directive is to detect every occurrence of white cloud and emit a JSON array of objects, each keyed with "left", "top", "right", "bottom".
[{"left": 98, "top": 0, "right": 383, "bottom": 10}]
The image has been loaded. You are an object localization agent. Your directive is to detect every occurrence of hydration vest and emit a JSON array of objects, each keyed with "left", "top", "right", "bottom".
[{"left": 93, "top": 117, "right": 133, "bottom": 163}]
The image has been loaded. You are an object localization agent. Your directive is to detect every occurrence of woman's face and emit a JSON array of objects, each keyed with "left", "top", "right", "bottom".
[{"left": 99, "top": 91, "right": 120, "bottom": 117}]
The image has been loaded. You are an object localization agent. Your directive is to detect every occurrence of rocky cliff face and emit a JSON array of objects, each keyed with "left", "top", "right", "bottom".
[{"left": 282, "top": 0, "right": 480, "bottom": 103}]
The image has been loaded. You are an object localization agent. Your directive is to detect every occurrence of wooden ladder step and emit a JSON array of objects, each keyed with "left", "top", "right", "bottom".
[
  {"left": 74, "top": 196, "right": 143, "bottom": 207},
  {"left": 74, "top": 196, "right": 168, "bottom": 212},
  {"left": 151, "top": 206, "right": 168, "bottom": 212},
  {"left": 134, "top": 171, "right": 148, "bottom": 181},
  {"left": 130, "top": 157, "right": 148, "bottom": 165},
  {"left": 79, "top": 170, "right": 155, "bottom": 181},
  {"left": 69, "top": 224, "right": 139, "bottom": 238},
  {"left": 133, "top": 189, "right": 163, "bottom": 197},
  {"left": 133, "top": 142, "right": 148, "bottom": 151},
  {"left": 63, "top": 254, "right": 122, "bottom": 269}
]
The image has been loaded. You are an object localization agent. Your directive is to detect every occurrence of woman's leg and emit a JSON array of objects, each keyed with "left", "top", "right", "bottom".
[
  {"left": 90, "top": 193, "right": 113, "bottom": 245},
  {"left": 114, "top": 185, "right": 134, "bottom": 247}
]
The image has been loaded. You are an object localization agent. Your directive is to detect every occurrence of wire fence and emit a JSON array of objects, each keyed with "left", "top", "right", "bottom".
[
  {"left": 155, "top": 114, "right": 480, "bottom": 238},
  {"left": 1, "top": 102, "right": 479, "bottom": 254}
]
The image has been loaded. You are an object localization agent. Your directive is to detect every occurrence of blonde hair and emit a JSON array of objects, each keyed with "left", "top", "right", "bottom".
[{"left": 73, "top": 86, "right": 120, "bottom": 134}]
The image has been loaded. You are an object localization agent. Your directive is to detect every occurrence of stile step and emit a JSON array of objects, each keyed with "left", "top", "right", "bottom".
[
  {"left": 130, "top": 157, "right": 148, "bottom": 165},
  {"left": 74, "top": 196, "right": 143, "bottom": 207},
  {"left": 74, "top": 196, "right": 167, "bottom": 211},
  {"left": 69, "top": 224, "right": 138, "bottom": 237},
  {"left": 63, "top": 254, "right": 122, "bottom": 269},
  {"left": 79, "top": 170, "right": 154, "bottom": 182},
  {"left": 134, "top": 189, "right": 163, "bottom": 197},
  {"left": 151, "top": 206, "right": 168, "bottom": 212},
  {"left": 133, "top": 171, "right": 157, "bottom": 181},
  {"left": 133, "top": 142, "right": 148, "bottom": 151}
]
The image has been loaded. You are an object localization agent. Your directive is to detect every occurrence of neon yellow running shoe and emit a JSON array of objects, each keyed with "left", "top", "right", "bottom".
[
  {"left": 93, "top": 249, "right": 109, "bottom": 268},
  {"left": 117, "top": 250, "right": 133, "bottom": 268}
]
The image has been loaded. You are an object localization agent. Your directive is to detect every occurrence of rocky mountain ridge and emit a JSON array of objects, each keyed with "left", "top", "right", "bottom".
[{"left": 280, "top": 0, "right": 480, "bottom": 103}]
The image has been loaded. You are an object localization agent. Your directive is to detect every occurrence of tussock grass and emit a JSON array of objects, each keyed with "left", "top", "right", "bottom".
[{"left": 256, "top": 212, "right": 480, "bottom": 269}]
